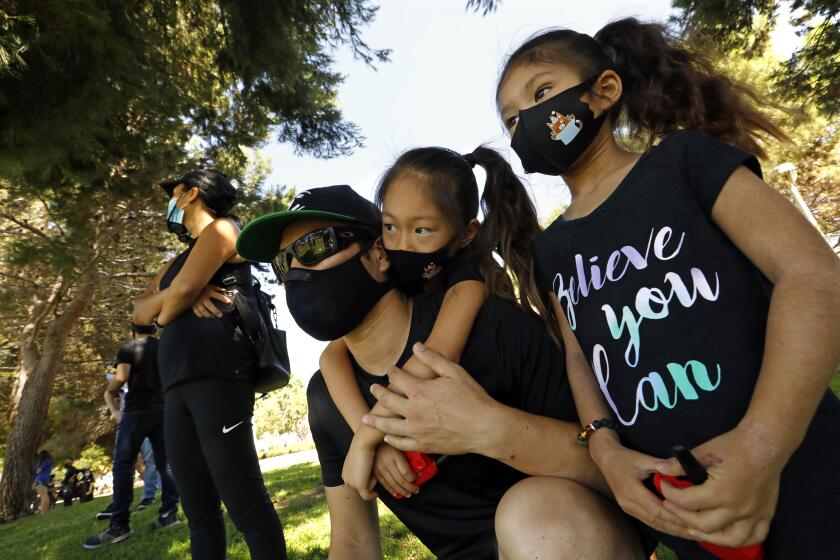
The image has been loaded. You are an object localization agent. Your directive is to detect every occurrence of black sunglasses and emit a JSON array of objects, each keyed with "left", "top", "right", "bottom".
[{"left": 271, "top": 225, "right": 372, "bottom": 283}]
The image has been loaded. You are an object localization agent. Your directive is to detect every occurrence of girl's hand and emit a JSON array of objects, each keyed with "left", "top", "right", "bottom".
[
  {"left": 342, "top": 436, "right": 378, "bottom": 501},
  {"left": 191, "top": 285, "right": 231, "bottom": 318},
  {"left": 372, "top": 443, "right": 419, "bottom": 499},
  {"left": 655, "top": 425, "right": 783, "bottom": 547},
  {"left": 590, "top": 433, "right": 693, "bottom": 540}
]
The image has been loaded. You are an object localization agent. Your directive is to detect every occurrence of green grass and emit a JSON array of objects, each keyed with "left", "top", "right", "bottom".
[
  {"left": 3, "top": 370, "right": 838, "bottom": 559},
  {"left": 0, "top": 462, "right": 432, "bottom": 560}
]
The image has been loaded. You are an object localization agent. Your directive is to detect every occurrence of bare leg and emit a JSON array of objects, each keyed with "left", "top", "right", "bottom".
[
  {"left": 37, "top": 485, "right": 50, "bottom": 514},
  {"left": 496, "top": 477, "right": 645, "bottom": 560}
]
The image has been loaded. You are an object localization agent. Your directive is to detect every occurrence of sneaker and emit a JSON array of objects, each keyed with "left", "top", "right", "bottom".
[
  {"left": 95, "top": 502, "right": 115, "bottom": 521},
  {"left": 135, "top": 498, "right": 155, "bottom": 510},
  {"left": 82, "top": 525, "right": 132, "bottom": 549},
  {"left": 151, "top": 508, "right": 180, "bottom": 530}
]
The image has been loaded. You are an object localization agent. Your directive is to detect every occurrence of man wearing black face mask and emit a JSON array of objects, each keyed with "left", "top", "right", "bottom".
[{"left": 237, "top": 186, "right": 648, "bottom": 560}]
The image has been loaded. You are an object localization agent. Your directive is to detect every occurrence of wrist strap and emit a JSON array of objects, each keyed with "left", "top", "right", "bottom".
[{"left": 577, "top": 418, "right": 621, "bottom": 447}]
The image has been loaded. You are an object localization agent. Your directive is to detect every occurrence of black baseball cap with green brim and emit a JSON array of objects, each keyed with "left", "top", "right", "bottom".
[{"left": 236, "top": 185, "right": 382, "bottom": 263}]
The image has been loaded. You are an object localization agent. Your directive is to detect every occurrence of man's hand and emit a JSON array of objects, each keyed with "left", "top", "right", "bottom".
[
  {"left": 589, "top": 432, "right": 693, "bottom": 540},
  {"left": 655, "top": 424, "right": 783, "bottom": 547},
  {"left": 362, "top": 342, "right": 498, "bottom": 456},
  {"left": 191, "top": 285, "right": 231, "bottom": 318}
]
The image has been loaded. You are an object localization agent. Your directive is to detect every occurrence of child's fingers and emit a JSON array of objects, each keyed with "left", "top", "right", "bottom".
[
  {"left": 357, "top": 480, "right": 378, "bottom": 502},
  {"left": 654, "top": 457, "right": 685, "bottom": 477},
  {"left": 377, "top": 469, "right": 405, "bottom": 499},
  {"left": 662, "top": 501, "right": 734, "bottom": 534},
  {"left": 659, "top": 479, "right": 722, "bottom": 511},
  {"left": 388, "top": 464, "right": 419, "bottom": 496},
  {"left": 394, "top": 452, "right": 416, "bottom": 481}
]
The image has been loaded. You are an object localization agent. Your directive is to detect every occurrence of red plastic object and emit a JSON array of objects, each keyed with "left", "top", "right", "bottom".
[
  {"left": 652, "top": 473, "right": 765, "bottom": 560},
  {"left": 394, "top": 451, "right": 438, "bottom": 500}
]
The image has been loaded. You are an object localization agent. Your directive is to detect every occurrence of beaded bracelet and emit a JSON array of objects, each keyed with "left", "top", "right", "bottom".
[{"left": 577, "top": 418, "right": 621, "bottom": 447}]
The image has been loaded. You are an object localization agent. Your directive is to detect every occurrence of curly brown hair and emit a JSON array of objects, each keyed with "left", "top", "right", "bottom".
[{"left": 497, "top": 18, "right": 787, "bottom": 158}]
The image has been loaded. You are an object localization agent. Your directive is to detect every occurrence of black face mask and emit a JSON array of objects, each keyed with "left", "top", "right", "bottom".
[
  {"left": 511, "top": 76, "right": 606, "bottom": 176},
  {"left": 384, "top": 246, "right": 450, "bottom": 296},
  {"left": 284, "top": 244, "right": 393, "bottom": 341}
]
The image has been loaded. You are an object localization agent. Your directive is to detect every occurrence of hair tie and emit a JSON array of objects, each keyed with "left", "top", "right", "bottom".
[{"left": 462, "top": 153, "right": 477, "bottom": 168}]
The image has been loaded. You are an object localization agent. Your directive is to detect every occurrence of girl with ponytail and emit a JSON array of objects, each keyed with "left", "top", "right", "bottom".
[
  {"left": 496, "top": 17, "right": 840, "bottom": 559},
  {"left": 320, "top": 146, "right": 557, "bottom": 501}
]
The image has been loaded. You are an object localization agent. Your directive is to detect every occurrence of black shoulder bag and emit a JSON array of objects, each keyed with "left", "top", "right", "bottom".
[{"left": 223, "top": 275, "right": 291, "bottom": 394}]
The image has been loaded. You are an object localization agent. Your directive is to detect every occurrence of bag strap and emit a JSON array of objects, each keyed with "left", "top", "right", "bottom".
[{"left": 222, "top": 274, "right": 264, "bottom": 344}]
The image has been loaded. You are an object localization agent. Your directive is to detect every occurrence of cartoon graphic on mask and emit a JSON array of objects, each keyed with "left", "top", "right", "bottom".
[
  {"left": 422, "top": 262, "right": 443, "bottom": 280},
  {"left": 547, "top": 112, "right": 583, "bottom": 145}
]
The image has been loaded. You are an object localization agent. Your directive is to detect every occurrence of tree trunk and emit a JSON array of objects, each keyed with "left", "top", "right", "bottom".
[
  {"left": 0, "top": 268, "right": 98, "bottom": 521},
  {"left": 7, "top": 276, "right": 65, "bottom": 423}
]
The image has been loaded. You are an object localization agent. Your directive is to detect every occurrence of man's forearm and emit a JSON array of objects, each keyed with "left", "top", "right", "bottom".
[{"left": 480, "top": 402, "right": 609, "bottom": 495}]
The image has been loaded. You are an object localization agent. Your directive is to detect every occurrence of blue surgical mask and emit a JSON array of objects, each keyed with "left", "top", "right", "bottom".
[{"left": 166, "top": 193, "right": 190, "bottom": 241}]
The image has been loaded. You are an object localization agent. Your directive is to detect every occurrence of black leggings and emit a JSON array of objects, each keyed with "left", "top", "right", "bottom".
[{"left": 165, "top": 377, "right": 286, "bottom": 560}]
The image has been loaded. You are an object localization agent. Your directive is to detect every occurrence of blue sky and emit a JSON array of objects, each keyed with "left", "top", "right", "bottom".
[{"left": 259, "top": 0, "right": 801, "bottom": 379}]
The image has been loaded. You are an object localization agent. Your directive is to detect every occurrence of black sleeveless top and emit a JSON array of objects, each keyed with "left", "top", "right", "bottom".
[{"left": 157, "top": 234, "right": 257, "bottom": 391}]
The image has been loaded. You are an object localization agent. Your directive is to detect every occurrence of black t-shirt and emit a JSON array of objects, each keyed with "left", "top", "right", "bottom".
[
  {"left": 157, "top": 237, "right": 257, "bottom": 391},
  {"left": 534, "top": 130, "right": 840, "bottom": 557},
  {"left": 115, "top": 337, "right": 163, "bottom": 412},
  {"left": 307, "top": 293, "right": 575, "bottom": 559},
  {"left": 535, "top": 130, "right": 770, "bottom": 455}
]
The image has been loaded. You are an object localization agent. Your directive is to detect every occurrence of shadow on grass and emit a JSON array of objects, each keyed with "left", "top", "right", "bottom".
[{"left": 264, "top": 462, "right": 328, "bottom": 530}]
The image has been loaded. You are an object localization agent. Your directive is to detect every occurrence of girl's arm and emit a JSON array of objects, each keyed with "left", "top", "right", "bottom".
[
  {"left": 658, "top": 166, "right": 840, "bottom": 546},
  {"left": 552, "top": 297, "right": 693, "bottom": 538},
  {"left": 356, "top": 279, "right": 486, "bottom": 444},
  {"left": 403, "top": 279, "right": 485, "bottom": 378},
  {"left": 320, "top": 339, "right": 371, "bottom": 433},
  {"left": 157, "top": 219, "right": 240, "bottom": 325},
  {"left": 708, "top": 166, "right": 840, "bottom": 463}
]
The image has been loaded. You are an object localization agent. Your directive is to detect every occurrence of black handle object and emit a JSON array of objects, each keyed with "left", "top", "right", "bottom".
[{"left": 672, "top": 444, "right": 709, "bottom": 485}]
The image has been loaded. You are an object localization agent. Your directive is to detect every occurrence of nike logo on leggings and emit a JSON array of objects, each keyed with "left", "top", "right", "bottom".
[{"left": 222, "top": 421, "right": 245, "bottom": 434}]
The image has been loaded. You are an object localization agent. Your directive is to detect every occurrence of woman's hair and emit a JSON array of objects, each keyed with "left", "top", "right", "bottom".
[
  {"left": 38, "top": 450, "right": 51, "bottom": 463},
  {"left": 375, "top": 146, "right": 561, "bottom": 342},
  {"left": 193, "top": 169, "right": 240, "bottom": 223},
  {"left": 497, "top": 18, "right": 787, "bottom": 157}
]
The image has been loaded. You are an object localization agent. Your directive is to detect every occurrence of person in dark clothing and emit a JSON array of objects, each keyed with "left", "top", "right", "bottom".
[
  {"left": 83, "top": 324, "right": 179, "bottom": 549},
  {"left": 236, "top": 185, "right": 647, "bottom": 559},
  {"left": 60, "top": 459, "right": 79, "bottom": 507},
  {"left": 132, "top": 169, "right": 286, "bottom": 560}
]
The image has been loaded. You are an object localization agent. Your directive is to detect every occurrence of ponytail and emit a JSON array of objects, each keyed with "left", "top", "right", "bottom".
[
  {"left": 376, "top": 146, "right": 562, "bottom": 342},
  {"left": 469, "top": 146, "right": 561, "bottom": 343},
  {"left": 498, "top": 18, "right": 787, "bottom": 157}
]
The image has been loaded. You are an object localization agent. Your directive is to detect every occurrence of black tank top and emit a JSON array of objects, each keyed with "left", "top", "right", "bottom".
[{"left": 157, "top": 234, "right": 257, "bottom": 391}]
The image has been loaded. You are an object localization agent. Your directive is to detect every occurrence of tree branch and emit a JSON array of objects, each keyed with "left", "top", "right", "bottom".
[
  {"left": 0, "top": 211, "right": 53, "bottom": 241},
  {"left": 0, "top": 271, "right": 42, "bottom": 289}
]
